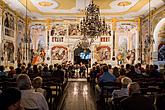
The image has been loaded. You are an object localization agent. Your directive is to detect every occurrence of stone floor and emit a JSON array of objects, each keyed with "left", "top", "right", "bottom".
[{"left": 59, "top": 81, "right": 97, "bottom": 110}]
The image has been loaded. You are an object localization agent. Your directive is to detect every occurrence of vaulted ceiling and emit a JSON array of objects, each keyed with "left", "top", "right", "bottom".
[{"left": 3, "top": 0, "right": 165, "bottom": 20}]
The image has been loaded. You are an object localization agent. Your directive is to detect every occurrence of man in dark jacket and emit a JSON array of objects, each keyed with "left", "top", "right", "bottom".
[
  {"left": 121, "top": 82, "right": 154, "bottom": 110},
  {"left": 53, "top": 65, "right": 64, "bottom": 83}
]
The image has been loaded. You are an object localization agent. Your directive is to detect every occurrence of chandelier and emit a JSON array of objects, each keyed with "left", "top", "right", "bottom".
[{"left": 78, "top": 1, "right": 107, "bottom": 48}]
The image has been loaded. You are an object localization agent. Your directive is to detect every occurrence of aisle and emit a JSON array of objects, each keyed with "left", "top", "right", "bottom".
[{"left": 60, "top": 81, "right": 97, "bottom": 110}]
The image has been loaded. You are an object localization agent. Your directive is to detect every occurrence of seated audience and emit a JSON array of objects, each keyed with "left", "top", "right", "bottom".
[
  {"left": 156, "top": 94, "right": 165, "bottom": 110},
  {"left": 16, "top": 74, "right": 49, "bottom": 110},
  {"left": 95, "top": 65, "right": 116, "bottom": 101},
  {"left": 32, "top": 76, "right": 46, "bottom": 97},
  {"left": 0, "top": 65, "right": 7, "bottom": 77},
  {"left": 15, "top": 63, "right": 22, "bottom": 74},
  {"left": 121, "top": 82, "right": 154, "bottom": 110},
  {"left": 53, "top": 65, "right": 64, "bottom": 83},
  {"left": 112, "top": 77, "right": 132, "bottom": 99},
  {"left": 99, "top": 65, "right": 116, "bottom": 83},
  {"left": 0, "top": 87, "right": 23, "bottom": 110},
  {"left": 8, "top": 66, "right": 16, "bottom": 78}
]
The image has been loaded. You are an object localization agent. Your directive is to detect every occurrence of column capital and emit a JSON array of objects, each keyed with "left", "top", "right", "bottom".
[{"left": 112, "top": 18, "right": 118, "bottom": 31}]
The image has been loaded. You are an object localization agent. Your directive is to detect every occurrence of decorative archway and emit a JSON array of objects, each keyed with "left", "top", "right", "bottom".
[
  {"left": 153, "top": 18, "right": 165, "bottom": 63},
  {"left": 74, "top": 47, "right": 91, "bottom": 65}
]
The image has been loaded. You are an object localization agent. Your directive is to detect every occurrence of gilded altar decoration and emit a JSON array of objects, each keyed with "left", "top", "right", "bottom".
[
  {"left": 3, "top": 11, "right": 15, "bottom": 37},
  {"left": 50, "top": 24, "right": 67, "bottom": 36},
  {"left": 94, "top": 46, "right": 111, "bottom": 61},
  {"left": 51, "top": 46, "right": 68, "bottom": 62},
  {"left": 68, "top": 24, "right": 81, "bottom": 36},
  {"left": 30, "top": 24, "right": 46, "bottom": 64}
]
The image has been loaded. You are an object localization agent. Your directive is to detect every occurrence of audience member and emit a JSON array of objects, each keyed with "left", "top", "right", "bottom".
[
  {"left": 156, "top": 94, "right": 165, "bottom": 110},
  {"left": 0, "top": 87, "right": 23, "bottom": 110},
  {"left": 32, "top": 76, "right": 46, "bottom": 97},
  {"left": 8, "top": 66, "right": 16, "bottom": 78},
  {"left": 53, "top": 65, "right": 65, "bottom": 83},
  {"left": 16, "top": 74, "right": 49, "bottom": 110},
  {"left": 121, "top": 82, "right": 154, "bottom": 110},
  {"left": 99, "top": 65, "right": 116, "bottom": 83},
  {"left": 0, "top": 65, "right": 7, "bottom": 77},
  {"left": 15, "top": 63, "right": 22, "bottom": 74},
  {"left": 112, "top": 77, "right": 132, "bottom": 99}
]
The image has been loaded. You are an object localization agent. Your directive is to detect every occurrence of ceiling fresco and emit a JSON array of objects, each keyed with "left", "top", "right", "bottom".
[{"left": 2, "top": 0, "right": 165, "bottom": 19}]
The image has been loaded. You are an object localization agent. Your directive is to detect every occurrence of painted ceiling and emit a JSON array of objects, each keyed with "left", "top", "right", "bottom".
[{"left": 2, "top": 0, "right": 165, "bottom": 20}]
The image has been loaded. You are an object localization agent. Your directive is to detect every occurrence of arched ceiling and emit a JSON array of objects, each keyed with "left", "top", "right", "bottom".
[{"left": 2, "top": 0, "right": 165, "bottom": 20}]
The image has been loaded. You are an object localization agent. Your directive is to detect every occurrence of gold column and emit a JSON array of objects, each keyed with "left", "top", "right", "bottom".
[{"left": 112, "top": 18, "right": 118, "bottom": 57}]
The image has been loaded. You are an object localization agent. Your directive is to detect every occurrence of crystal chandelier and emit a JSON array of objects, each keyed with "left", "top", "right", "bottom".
[{"left": 79, "top": 1, "right": 107, "bottom": 48}]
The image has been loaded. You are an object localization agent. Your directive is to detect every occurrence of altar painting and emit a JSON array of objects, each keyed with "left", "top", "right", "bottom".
[
  {"left": 158, "top": 23, "right": 165, "bottom": 61},
  {"left": 94, "top": 46, "right": 111, "bottom": 61},
  {"left": 50, "top": 24, "right": 67, "bottom": 36},
  {"left": 51, "top": 46, "right": 68, "bottom": 62},
  {"left": 4, "top": 42, "right": 14, "bottom": 63},
  {"left": 30, "top": 24, "right": 46, "bottom": 64},
  {"left": 3, "top": 11, "right": 15, "bottom": 37},
  {"left": 68, "top": 24, "right": 80, "bottom": 36}
]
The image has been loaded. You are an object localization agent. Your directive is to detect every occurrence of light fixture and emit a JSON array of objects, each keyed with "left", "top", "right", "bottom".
[{"left": 79, "top": 0, "right": 108, "bottom": 49}]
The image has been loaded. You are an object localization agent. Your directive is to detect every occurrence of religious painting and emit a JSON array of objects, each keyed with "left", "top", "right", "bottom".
[
  {"left": 30, "top": 24, "right": 46, "bottom": 64},
  {"left": 4, "top": 42, "right": 14, "bottom": 63},
  {"left": 94, "top": 46, "right": 111, "bottom": 61},
  {"left": 68, "top": 24, "right": 81, "bottom": 36},
  {"left": 51, "top": 46, "right": 68, "bottom": 62},
  {"left": 3, "top": 11, "right": 15, "bottom": 37},
  {"left": 158, "top": 23, "right": 165, "bottom": 61},
  {"left": 103, "top": 24, "right": 112, "bottom": 36},
  {"left": 16, "top": 19, "right": 25, "bottom": 63},
  {"left": 117, "top": 35, "right": 128, "bottom": 63},
  {"left": 50, "top": 24, "right": 67, "bottom": 36}
]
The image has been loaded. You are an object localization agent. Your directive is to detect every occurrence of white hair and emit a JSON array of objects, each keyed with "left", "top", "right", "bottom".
[{"left": 16, "top": 74, "right": 32, "bottom": 90}]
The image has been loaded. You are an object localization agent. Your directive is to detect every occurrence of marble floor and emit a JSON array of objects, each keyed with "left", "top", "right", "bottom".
[{"left": 59, "top": 81, "right": 97, "bottom": 110}]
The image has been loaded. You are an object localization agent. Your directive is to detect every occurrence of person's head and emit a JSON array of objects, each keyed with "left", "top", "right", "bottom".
[
  {"left": 32, "top": 76, "right": 43, "bottom": 89},
  {"left": 121, "top": 65, "right": 124, "bottom": 69},
  {"left": 33, "top": 65, "right": 38, "bottom": 70},
  {"left": 16, "top": 74, "right": 32, "bottom": 90},
  {"left": 0, "top": 87, "right": 21, "bottom": 110},
  {"left": 135, "top": 64, "right": 138, "bottom": 69},
  {"left": 126, "top": 64, "right": 130, "bottom": 69},
  {"left": 57, "top": 65, "right": 62, "bottom": 70},
  {"left": 137, "top": 63, "right": 141, "bottom": 68},
  {"left": 121, "top": 77, "right": 132, "bottom": 88},
  {"left": 153, "top": 64, "right": 158, "bottom": 70},
  {"left": 54, "top": 64, "right": 57, "bottom": 68},
  {"left": 108, "top": 64, "right": 112, "bottom": 69},
  {"left": 128, "top": 82, "right": 140, "bottom": 95},
  {"left": 21, "top": 65, "right": 26, "bottom": 70},
  {"left": 113, "top": 67, "right": 119, "bottom": 77},
  {"left": 27, "top": 63, "right": 32, "bottom": 68},
  {"left": 103, "top": 65, "right": 108, "bottom": 72},
  {"left": 0, "top": 65, "right": 5, "bottom": 71},
  {"left": 9, "top": 66, "right": 14, "bottom": 70},
  {"left": 49, "top": 65, "right": 53, "bottom": 70},
  {"left": 120, "top": 69, "right": 126, "bottom": 76},
  {"left": 17, "top": 63, "right": 22, "bottom": 68}
]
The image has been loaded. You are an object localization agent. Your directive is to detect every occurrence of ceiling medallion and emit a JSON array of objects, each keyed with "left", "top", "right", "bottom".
[
  {"left": 117, "top": 1, "right": 132, "bottom": 7},
  {"left": 38, "top": 1, "right": 53, "bottom": 7}
]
